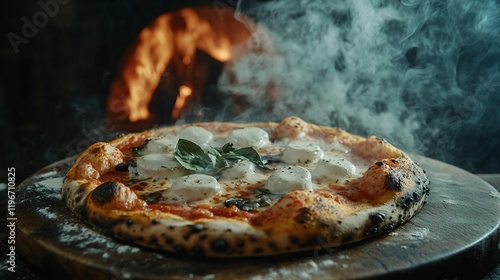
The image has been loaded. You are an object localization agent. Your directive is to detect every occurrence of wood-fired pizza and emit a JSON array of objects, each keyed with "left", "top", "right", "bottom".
[{"left": 62, "top": 116, "right": 430, "bottom": 257}]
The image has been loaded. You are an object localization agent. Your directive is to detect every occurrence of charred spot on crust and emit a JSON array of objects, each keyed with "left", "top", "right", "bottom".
[
  {"left": 369, "top": 212, "right": 385, "bottom": 227},
  {"left": 294, "top": 207, "right": 314, "bottom": 224},
  {"left": 72, "top": 186, "right": 86, "bottom": 205},
  {"left": 211, "top": 239, "right": 229, "bottom": 253},
  {"left": 383, "top": 223, "right": 395, "bottom": 232},
  {"left": 91, "top": 182, "right": 119, "bottom": 206},
  {"left": 199, "top": 234, "right": 208, "bottom": 241},
  {"left": 73, "top": 193, "right": 85, "bottom": 205},
  {"left": 365, "top": 212, "right": 386, "bottom": 236},
  {"left": 149, "top": 236, "right": 158, "bottom": 245},
  {"left": 183, "top": 225, "right": 204, "bottom": 241},
  {"left": 397, "top": 195, "right": 414, "bottom": 210},
  {"left": 236, "top": 239, "right": 245, "bottom": 247},
  {"left": 290, "top": 235, "right": 299, "bottom": 244},
  {"left": 385, "top": 172, "right": 403, "bottom": 191}
]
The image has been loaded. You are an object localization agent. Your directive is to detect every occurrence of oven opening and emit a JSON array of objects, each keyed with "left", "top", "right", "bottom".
[{"left": 106, "top": 6, "right": 264, "bottom": 131}]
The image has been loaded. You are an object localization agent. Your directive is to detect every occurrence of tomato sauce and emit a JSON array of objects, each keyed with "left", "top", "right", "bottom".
[
  {"left": 148, "top": 203, "right": 254, "bottom": 222},
  {"left": 100, "top": 170, "right": 129, "bottom": 182},
  {"left": 116, "top": 134, "right": 150, "bottom": 159}
]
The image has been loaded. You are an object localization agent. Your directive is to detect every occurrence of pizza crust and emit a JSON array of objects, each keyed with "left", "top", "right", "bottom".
[{"left": 62, "top": 117, "right": 430, "bottom": 257}]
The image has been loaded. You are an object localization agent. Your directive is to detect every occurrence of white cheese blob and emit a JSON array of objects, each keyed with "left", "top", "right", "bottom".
[
  {"left": 220, "top": 160, "right": 255, "bottom": 180},
  {"left": 228, "top": 127, "right": 270, "bottom": 148},
  {"left": 146, "top": 137, "right": 178, "bottom": 154},
  {"left": 265, "top": 166, "right": 313, "bottom": 194},
  {"left": 136, "top": 154, "right": 188, "bottom": 179},
  {"left": 282, "top": 141, "right": 323, "bottom": 165},
  {"left": 313, "top": 157, "right": 356, "bottom": 182},
  {"left": 165, "top": 174, "right": 222, "bottom": 203},
  {"left": 177, "top": 126, "right": 213, "bottom": 150}
]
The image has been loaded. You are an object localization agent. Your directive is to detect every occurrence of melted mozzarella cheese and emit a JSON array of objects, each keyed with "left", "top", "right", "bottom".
[
  {"left": 177, "top": 126, "right": 213, "bottom": 150},
  {"left": 220, "top": 160, "right": 255, "bottom": 180},
  {"left": 164, "top": 174, "right": 222, "bottom": 203},
  {"left": 312, "top": 157, "right": 356, "bottom": 182},
  {"left": 265, "top": 166, "right": 313, "bottom": 194},
  {"left": 228, "top": 127, "right": 270, "bottom": 148},
  {"left": 147, "top": 137, "right": 177, "bottom": 154},
  {"left": 128, "top": 123, "right": 373, "bottom": 207},
  {"left": 282, "top": 141, "right": 323, "bottom": 165},
  {"left": 136, "top": 154, "right": 188, "bottom": 179}
]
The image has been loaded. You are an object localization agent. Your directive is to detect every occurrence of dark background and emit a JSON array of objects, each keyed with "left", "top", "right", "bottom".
[
  {"left": 1, "top": 0, "right": 499, "bottom": 184},
  {"left": 1, "top": 0, "right": 219, "bottom": 182}
]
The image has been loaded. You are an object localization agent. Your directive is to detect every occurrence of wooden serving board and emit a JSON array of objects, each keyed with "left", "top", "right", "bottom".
[{"left": 15, "top": 156, "right": 500, "bottom": 279}]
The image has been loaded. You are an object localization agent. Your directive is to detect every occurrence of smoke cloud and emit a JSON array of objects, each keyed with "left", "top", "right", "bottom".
[{"left": 213, "top": 0, "right": 500, "bottom": 172}]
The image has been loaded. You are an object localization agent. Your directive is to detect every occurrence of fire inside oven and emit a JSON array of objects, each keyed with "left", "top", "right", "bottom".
[{"left": 106, "top": 6, "right": 256, "bottom": 131}]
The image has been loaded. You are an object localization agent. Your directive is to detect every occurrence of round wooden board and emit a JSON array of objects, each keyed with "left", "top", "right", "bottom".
[{"left": 16, "top": 155, "right": 500, "bottom": 280}]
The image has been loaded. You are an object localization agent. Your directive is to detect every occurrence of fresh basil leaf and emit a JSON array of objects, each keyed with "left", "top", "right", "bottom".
[
  {"left": 174, "top": 139, "right": 270, "bottom": 175},
  {"left": 214, "top": 157, "right": 231, "bottom": 173},
  {"left": 234, "top": 147, "right": 270, "bottom": 170},
  {"left": 175, "top": 139, "right": 214, "bottom": 172},
  {"left": 207, "top": 147, "right": 222, "bottom": 158},
  {"left": 221, "top": 143, "right": 236, "bottom": 154}
]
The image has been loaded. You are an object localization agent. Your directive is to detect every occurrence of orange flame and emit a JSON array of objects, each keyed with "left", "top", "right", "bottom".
[
  {"left": 171, "top": 85, "right": 193, "bottom": 119},
  {"left": 107, "top": 6, "right": 252, "bottom": 129}
]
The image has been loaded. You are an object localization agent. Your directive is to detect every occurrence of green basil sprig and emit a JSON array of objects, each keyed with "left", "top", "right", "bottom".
[{"left": 174, "top": 139, "right": 270, "bottom": 175}]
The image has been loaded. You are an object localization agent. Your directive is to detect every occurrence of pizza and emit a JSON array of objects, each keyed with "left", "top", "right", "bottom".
[{"left": 62, "top": 116, "right": 430, "bottom": 257}]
